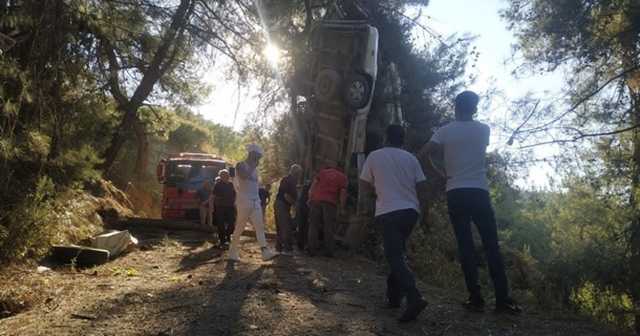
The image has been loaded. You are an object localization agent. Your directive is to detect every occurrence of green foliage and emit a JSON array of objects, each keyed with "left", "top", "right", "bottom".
[
  {"left": 502, "top": 1, "right": 640, "bottom": 331},
  {"left": 490, "top": 169, "right": 634, "bottom": 330},
  {"left": 573, "top": 282, "right": 635, "bottom": 329},
  {"left": 0, "top": 176, "right": 55, "bottom": 261}
]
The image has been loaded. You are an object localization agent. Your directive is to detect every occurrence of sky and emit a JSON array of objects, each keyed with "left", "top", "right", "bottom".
[
  {"left": 424, "top": 0, "right": 566, "bottom": 188},
  {"left": 196, "top": 0, "right": 566, "bottom": 188}
]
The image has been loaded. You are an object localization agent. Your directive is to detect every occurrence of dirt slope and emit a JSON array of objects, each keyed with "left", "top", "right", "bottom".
[{"left": 0, "top": 227, "right": 623, "bottom": 336}]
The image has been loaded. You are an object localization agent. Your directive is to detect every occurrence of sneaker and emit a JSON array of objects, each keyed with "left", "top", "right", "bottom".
[
  {"left": 462, "top": 295, "right": 485, "bottom": 313},
  {"left": 228, "top": 248, "right": 240, "bottom": 262},
  {"left": 495, "top": 297, "right": 522, "bottom": 314},
  {"left": 398, "top": 298, "right": 428, "bottom": 322},
  {"left": 261, "top": 248, "right": 279, "bottom": 261}
]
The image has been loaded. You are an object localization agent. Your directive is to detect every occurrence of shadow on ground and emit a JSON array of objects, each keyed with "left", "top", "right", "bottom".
[{"left": 8, "top": 232, "right": 622, "bottom": 336}]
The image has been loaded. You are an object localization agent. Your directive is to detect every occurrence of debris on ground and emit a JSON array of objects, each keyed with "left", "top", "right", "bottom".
[
  {"left": 35, "top": 266, "right": 51, "bottom": 274},
  {"left": 50, "top": 230, "right": 138, "bottom": 267},
  {"left": 91, "top": 230, "right": 138, "bottom": 258}
]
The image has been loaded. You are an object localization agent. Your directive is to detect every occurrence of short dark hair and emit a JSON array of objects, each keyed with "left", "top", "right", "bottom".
[
  {"left": 455, "top": 91, "right": 480, "bottom": 114},
  {"left": 385, "top": 124, "right": 405, "bottom": 147}
]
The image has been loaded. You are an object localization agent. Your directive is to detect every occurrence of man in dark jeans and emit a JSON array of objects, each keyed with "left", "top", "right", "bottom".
[
  {"left": 295, "top": 181, "right": 312, "bottom": 250},
  {"left": 360, "top": 125, "right": 429, "bottom": 322},
  {"left": 275, "top": 164, "right": 302, "bottom": 254},
  {"left": 421, "top": 90, "right": 521, "bottom": 314},
  {"left": 212, "top": 169, "right": 236, "bottom": 248}
]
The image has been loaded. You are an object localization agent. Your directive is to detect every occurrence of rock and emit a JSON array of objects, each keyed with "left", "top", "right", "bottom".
[{"left": 36, "top": 266, "right": 51, "bottom": 273}]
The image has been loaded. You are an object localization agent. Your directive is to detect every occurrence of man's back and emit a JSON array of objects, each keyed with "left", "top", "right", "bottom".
[
  {"left": 360, "top": 147, "right": 425, "bottom": 216},
  {"left": 310, "top": 168, "right": 347, "bottom": 204},
  {"left": 431, "top": 120, "right": 489, "bottom": 191},
  {"left": 213, "top": 181, "right": 236, "bottom": 207}
]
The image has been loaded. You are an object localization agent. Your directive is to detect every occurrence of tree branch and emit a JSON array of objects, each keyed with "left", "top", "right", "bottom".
[
  {"left": 507, "top": 99, "right": 540, "bottom": 145},
  {"left": 518, "top": 65, "right": 640, "bottom": 135},
  {"left": 519, "top": 124, "right": 640, "bottom": 149}
]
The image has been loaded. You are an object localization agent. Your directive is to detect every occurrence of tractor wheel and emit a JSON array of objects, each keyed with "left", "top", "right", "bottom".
[{"left": 344, "top": 73, "right": 371, "bottom": 109}]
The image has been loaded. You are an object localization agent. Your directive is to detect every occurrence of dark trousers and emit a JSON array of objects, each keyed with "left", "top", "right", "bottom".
[
  {"left": 296, "top": 207, "right": 309, "bottom": 250},
  {"left": 215, "top": 206, "right": 236, "bottom": 244},
  {"left": 447, "top": 188, "right": 509, "bottom": 303},
  {"left": 275, "top": 200, "right": 293, "bottom": 251},
  {"left": 376, "top": 208, "right": 422, "bottom": 305},
  {"left": 308, "top": 201, "right": 337, "bottom": 255}
]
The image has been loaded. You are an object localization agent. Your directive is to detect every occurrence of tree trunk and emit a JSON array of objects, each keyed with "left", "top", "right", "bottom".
[
  {"left": 99, "top": 0, "right": 193, "bottom": 172},
  {"left": 101, "top": 105, "right": 137, "bottom": 173},
  {"left": 133, "top": 118, "right": 149, "bottom": 180},
  {"left": 628, "top": 85, "right": 640, "bottom": 335}
]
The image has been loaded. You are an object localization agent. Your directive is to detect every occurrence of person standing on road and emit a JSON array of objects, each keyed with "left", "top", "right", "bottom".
[
  {"left": 212, "top": 169, "right": 236, "bottom": 248},
  {"left": 259, "top": 183, "right": 272, "bottom": 219},
  {"left": 198, "top": 180, "right": 213, "bottom": 229},
  {"left": 228, "top": 144, "right": 278, "bottom": 262},
  {"left": 359, "top": 124, "right": 429, "bottom": 323},
  {"left": 307, "top": 162, "right": 347, "bottom": 257},
  {"left": 421, "top": 90, "right": 521, "bottom": 314},
  {"left": 274, "top": 164, "right": 302, "bottom": 254}
]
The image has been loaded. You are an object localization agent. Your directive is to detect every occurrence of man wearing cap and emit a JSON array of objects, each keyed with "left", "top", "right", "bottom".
[
  {"left": 421, "top": 90, "right": 521, "bottom": 314},
  {"left": 274, "top": 164, "right": 302, "bottom": 254},
  {"left": 212, "top": 169, "right": 236, "bottom": 247},
  {"left": 228, "top": 144, "right": 278, "bottom": 261}
]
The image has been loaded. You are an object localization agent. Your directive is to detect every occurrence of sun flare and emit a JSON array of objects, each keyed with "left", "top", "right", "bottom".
[{"left": 263, "top": 43, "right": 281, "bottom": 65}]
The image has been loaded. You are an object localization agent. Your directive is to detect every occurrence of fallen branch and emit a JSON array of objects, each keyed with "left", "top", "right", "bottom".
[
  {"left": 157, "top": 304, "right": 191, "bottom": 314},
  {"left": 70, "top": 313, "right": 97, "bottom": 320}
]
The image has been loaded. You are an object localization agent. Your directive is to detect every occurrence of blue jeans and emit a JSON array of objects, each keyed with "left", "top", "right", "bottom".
[
  {"left": 447, "top": 188, "right": 509, "bottom": 303},
  {"left": 376, "top": 208, "right": 422, "bottom": 305}
]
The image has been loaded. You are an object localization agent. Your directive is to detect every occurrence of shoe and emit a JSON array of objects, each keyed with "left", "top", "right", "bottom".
[
  {"left": 462, "top": 295, "right": 485, "bottom": 313},
  {"left": 398, "top": 298, "right": 428, "bottom": 322},
  {"left": 495, "top": 297, "right": 522, "bottom": 314},
  {"left": 228, "top": 248, "right": 240, "bottom": 262},
  {"left": 261, "top": 248, "right": 279, "bottom": 261}
]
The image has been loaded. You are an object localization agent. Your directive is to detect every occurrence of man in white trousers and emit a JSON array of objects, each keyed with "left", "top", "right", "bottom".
[{"left": 228, "top": 144, "right": 278, "bottom": 262}]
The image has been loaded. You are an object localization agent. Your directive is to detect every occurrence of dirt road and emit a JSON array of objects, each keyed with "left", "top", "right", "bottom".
[{"left": 0, "top": 227, "right": 621, "bottom": 336}]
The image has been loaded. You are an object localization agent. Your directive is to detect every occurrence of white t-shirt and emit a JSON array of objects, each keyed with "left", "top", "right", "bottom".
[
  {"left": 359, "top": 147, "right": 426, "bottom": 216},
  {"left": 235, "top": 161, "right": 260, "bottom": 204},
  {"left": 430, "top": 120, "right": 490, "bottom": 192}
]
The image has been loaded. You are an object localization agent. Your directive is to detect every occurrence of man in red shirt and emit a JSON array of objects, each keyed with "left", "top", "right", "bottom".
[{"left": 307, "top": 163, "right": 348, "bottom": 257}]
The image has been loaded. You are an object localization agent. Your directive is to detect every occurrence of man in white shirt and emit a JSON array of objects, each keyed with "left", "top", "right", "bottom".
[
  {"left": 228, "top": 144, "right": 278, "bottom": 262},
  {"left": 360, "top": 125, "right": 429, "bottom": 322},
  {"left": 421, "top": 91, "right": 521, "bottom": 314}
]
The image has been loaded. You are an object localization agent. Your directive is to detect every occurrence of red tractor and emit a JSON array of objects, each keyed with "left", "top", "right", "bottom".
[{"left": 156, "top": 153, "right": 230, "bottom": 220}]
